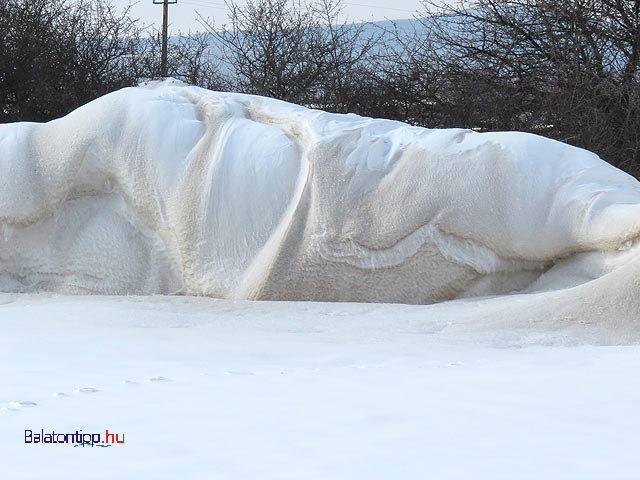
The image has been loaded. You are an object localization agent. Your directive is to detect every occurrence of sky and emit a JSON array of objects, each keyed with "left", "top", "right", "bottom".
[{"left": 112, "top": 0, "right": 425, "bottom": 33}]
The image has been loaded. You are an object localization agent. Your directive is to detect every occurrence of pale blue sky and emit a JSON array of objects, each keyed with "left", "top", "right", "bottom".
[{"left": 112, "top": 0, "right": 425, "bottom": 33}]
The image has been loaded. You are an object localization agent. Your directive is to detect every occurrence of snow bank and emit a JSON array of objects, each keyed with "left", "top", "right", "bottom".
[{"left": 2, "top": 79, "right": 640, "bottom": 307}]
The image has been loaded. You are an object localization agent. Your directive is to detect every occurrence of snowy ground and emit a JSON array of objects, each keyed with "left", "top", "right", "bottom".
[
  {"left": 4, "top": 79, "right": 640, "bottom": 479},
  {"left": 2, "top": 293, "right": 639, "bottom": 479}
]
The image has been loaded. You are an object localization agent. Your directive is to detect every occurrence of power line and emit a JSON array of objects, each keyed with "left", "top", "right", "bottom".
[
  {"left": 181, "top": 0, "right": 228, "bottom": 10},
  {"left": 344, "top": 2, "right": 417, "bottom": 14},
  {"left": 180, "top": 0, "right": 417, "bottom": 15}
]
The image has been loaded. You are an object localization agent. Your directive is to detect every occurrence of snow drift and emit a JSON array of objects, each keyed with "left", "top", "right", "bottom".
[{"left": 2, "top": 79, "right": 640, "bottom": 307}]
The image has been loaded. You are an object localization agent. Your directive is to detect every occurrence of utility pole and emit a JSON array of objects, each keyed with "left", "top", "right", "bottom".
[{"left": 153, "top": 0, "right": 178, "bottom": 77}]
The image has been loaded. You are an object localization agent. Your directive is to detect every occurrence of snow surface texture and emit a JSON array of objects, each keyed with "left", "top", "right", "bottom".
[
  {"left": 2, "top": 80, "right": 640, "bottom": 313},
  {"left": 2, "top": 294, "right": 640, "bottom": 479}
]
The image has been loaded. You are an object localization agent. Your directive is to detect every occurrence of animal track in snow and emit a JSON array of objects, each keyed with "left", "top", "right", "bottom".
[
  {"left": 8, "top": 401, "right": 37, "bottom": 408},
  {"left": 77, "top": 387, "right": 99, "bottom": 393}
]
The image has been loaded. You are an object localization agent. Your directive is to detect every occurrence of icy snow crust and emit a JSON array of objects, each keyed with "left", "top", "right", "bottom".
[{"left": 2, "top": 80, "right": 640, "bottom": 307}]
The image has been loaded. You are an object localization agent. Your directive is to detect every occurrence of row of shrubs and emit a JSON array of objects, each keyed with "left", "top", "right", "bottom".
[{"left": 2, "top": 0, "right": 640, "bottom": 176}]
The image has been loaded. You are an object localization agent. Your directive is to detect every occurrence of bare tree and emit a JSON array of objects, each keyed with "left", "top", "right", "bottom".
[
  {"left": 168, "top": 32, "right": 224, "bottom": 89},
  {"left": 308, "top": 0, "right": 381, "bottom": 112},
  {"left": 67, "top": 0, "right": 142, "bottom": 106},
  {"left": 0, "top": 0, "right": 143, "bottom": 122},
  {"left": 0, "top": 0, "right": 76, "bottom": 121},
  {"left": 360, "top": 19, "right": 446, "bottom": 124},
  {"left": 404, "top": 0, "right": 640, "bottom": 175},
  {"left": 210, "top": 0, "right": 378, "bottom": 111},
  {"left": 141, "top": 29, "right": 225, "bottom": 90}
]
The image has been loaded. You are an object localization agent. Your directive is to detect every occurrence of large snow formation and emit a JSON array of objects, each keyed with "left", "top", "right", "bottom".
[{"left": 2, "top": 79, "right": 640, "bottom": 305}]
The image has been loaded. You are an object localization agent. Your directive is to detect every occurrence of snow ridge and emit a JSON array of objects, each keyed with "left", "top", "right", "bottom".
[{"left": 2, "top": 79, "right": 640, "bottom": 305}]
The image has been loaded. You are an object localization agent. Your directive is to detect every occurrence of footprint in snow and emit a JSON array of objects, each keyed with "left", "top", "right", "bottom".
[
  {"left": 9, "top": 400, "right": 38, "bottom": 409},
  {"left": 77, "top": 387, "right": 99, "bottom": 393}
]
